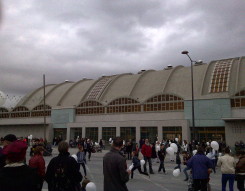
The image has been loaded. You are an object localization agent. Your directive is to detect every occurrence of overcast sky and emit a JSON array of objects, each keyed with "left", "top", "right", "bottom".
[{"left": 0, "top": 0, "right": 245, "bottom": 101}]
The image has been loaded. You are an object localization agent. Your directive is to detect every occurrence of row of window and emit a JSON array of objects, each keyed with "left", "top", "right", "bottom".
[{"left": 1, "top": 92, "right": 245, "bottom": 118}]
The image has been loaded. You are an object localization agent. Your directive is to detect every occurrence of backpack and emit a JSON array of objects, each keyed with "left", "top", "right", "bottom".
[{"left": 52, "top": 162, "right": 72, "bottom": 191}]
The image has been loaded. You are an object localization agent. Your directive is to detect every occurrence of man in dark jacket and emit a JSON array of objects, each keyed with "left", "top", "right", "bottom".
[
  {"left": 45, "top": 141, "right": 83, "bottom": 191},
  {"left": 187, "top": 147, "right": 213, "bottom": 191},
  {"left": 103, "top": 137, "right": 130, "bottom": 191}
]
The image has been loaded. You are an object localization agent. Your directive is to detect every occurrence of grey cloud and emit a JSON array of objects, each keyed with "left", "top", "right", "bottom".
[{"left": 0, "top": 0, "right": 245, "bottom": 104}]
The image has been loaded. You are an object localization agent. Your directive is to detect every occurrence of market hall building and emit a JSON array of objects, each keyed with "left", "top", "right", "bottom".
[{"left": 0, "top": 56, "right": 245, "bottom": 146}]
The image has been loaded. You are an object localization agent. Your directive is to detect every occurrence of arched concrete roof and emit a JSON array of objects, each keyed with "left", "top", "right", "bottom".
[{"left": 18, "top": 56, "right": 245, "bottom": 109}]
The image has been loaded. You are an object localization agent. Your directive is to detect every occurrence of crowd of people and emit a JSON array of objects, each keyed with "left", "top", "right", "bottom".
[
  {"left": 0, "top": 134, "right": 93, "bottom": 191},
  {"left": 105, "top": 137, "right": 245, "bottom": 191},
  {"left": 0, "top": 134, "right": 244, "bottom": 191}
]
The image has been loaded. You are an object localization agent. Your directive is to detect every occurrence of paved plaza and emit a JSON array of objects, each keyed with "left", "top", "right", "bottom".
[{"left": 25, "top": 147, "right": 240, "bottom": 191}]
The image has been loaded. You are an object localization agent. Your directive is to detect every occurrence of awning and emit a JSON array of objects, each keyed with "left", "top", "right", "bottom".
[{"left": 222, "top": 118, "right": 245, "bottom": 121}]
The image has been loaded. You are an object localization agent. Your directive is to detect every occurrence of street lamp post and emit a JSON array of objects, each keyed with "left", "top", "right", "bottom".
[{"left": 181, "top": 51, "right": 202, "bottom": 141}]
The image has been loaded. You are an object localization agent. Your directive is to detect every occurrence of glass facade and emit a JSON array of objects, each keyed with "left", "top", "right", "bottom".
[
  {"left": 0, "top": 108, "right": 9, "bottom": 118},
  {"left": 144, "top": 94, "right": 184, "bottom": 111},
  {"left": 54, "top": 128, "right": 67, "bottom": 141},
  {"left": 86, "top": 127, "right": 98, "bottom": 142},
  {"left": 191, "top": 127, "right": 225, "bottom": 142},
  {"left": 140, "top": 127, "right": 158, "bottom": 143},
  {"left": 102, "top": 127, "right": 116, "bottom": 143},
  {"left": 162, "top": 126, "right": 182, "bottom": 141},
  {"left": 10, "top": 106, "right": 30, "bottom": 118},
  {"left": 120, "top": 127, "right": 136, "bottom": 142},
  {"left": 70, "top": 128, "right": 82, "bottom": 140},
  {"left": 107, "top": 98, "right": 141, "bottom": 113},
  {"left": 31, "top": 105, "right": 51, "bottom": 117},
  {"left": 76, "top": 101, "right": 105, "bottom": 115},
  {"left": 231, "top": 90, "right": 245, "bottom": 108}
]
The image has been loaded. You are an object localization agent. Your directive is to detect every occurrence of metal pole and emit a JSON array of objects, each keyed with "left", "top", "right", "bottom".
[
  {"left": 184, "top": 53, "right": 197, "bottom": 141},
  {"left": 43, "top": 74, "right": 46, "bottom": 139}
]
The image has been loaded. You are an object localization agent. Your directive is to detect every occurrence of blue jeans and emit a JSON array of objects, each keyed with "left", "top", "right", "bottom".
[
  {"left": 222, "top": 174, "right": 235, "bottom": 191},
  {"left": 183, "top": 166, "right": 191, "bottom": 179}
]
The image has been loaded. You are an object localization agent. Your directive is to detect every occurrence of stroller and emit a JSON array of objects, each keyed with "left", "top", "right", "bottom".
[{"left": 94, "top": 145, "right": 102, "bottom": 152}]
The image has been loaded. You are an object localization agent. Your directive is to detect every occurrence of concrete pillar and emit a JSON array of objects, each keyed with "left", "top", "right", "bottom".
[
  {"left": 157, "top": 125, "right": 162, "bottom": 142},
  {"left": 116, "top": 126, "right": 120, "bottom": 137},
  {"left": 98, "top": 126, "right": 102, "bottom": 142},
  {"left": 66, "top": 126, "right": 70, "bottom": 142},
  {"left": 136, "top": 125, "right": 140, "bottom": 143},
  {"left": 82, "top": 127, "right": 86, "bottom": 138},
  {"left": 182, "top": 120, "right": 190, "bottom": 142}
]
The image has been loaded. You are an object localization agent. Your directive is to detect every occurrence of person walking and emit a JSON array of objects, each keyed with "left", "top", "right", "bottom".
[
  {"left": 103, "top": 137, "right": 130, "bottom": 191},
  {"left": 141, "top": 139, "right": 154, "bottom": 174},
  {"left": 131, "top": 151, "right": 149, "bottom": 179},
  {"left": 174, "top": 151, "right": 182, "bottom": 172},
  {"left": 0, "top": 140, "right": 39, "bottom": 191},
  {"left": 45, "top": 141, "right": 83, "bottom": 191},
  {"left": 235, "top": 150, "right": 245, "bottom": 191},
  {"left": 183, "top": 151, "right": 192, "bottom": 181},
  {"left": 29, "top": 146, "right": 46, "bottom": 191},
  {"left": 158, "top": 144, "right": 166, "bottom": 174},
  {"left": 217, "top": 147, "right": 236, "bottom": 191},
  {"left": 187, "top": 147, "right": 213, "bottom": 191},
  {"left": 77, "top": 145, "right": 87, "bottom": 177}
]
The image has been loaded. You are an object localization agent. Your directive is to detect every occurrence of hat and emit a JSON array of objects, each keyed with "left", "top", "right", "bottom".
[
  {"left": 3, "top": 134, "right": 17, "bottom": 142},
  {"left": 3, "top": 140, "right": 27, "bottom": 163}
]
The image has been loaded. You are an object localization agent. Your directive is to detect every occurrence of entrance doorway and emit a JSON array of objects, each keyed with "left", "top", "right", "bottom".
[{"left": 140, "top": 127, "right": 158, "bottom": 144}]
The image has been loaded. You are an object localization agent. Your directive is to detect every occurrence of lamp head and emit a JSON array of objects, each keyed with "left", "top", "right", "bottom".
[
  {"left": 181, "top": 50, "right": 189, "bottom": 55},
  {"left": 197, "top": 60, "right": 203, "bottom": 64}
]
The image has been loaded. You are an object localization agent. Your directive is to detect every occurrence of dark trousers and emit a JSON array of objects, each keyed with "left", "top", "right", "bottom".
[
  {"left": 158, "top": 160, "right": 165, "bottom": 173},
  {"left": 211, "top": 159, "right": 216, "bottom": 173},
  {"left": 88, "top": 151, "right": 91, "bottom": 160},
  {"left": 183, "top": 166, "right": 191, "bottom": 179},
  {"left": 143, "top": 156, "right": 153, "bottom": 173},
  {"left": 127, "top": 152, "right": 132, "bottom": 160},
  {"left": 193, "top": 179, "right": 208, "bottom": 191},
  {"left": 222, "top": 174, "right": 235, "bottom": 191},
  {"left": 237, "top": 175, "right": 245, "bottom": 191},
  {"left": 174, "top": 164, "right": 181, "bottom": 172},
  {"left": 78, "top": 163, "right": 87, "bottom": 176},
  {"left": 131, "top": 166, "right": 148, "bottom": 178}
]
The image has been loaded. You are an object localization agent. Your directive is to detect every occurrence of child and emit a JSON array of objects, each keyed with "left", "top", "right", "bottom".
[
  {"left": 77, "top": 146, "right": 87, "bottom": 177},
  {"left": 174, "top": 151, "right": 181, "bottom": 172},
  {"left": 131, "top": 151, "right": 149, "bottom": 179},
  {"left": 158, "top": 144, "right": 166, "bottom": 174},
  {"left": 182, "top": 151, "right": 191, "bottom": 181}
]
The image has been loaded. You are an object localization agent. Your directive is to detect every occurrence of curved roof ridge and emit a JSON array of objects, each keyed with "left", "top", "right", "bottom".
[
  {"left": 129, "top": 70, "right": 155, "bottom": 97},
  {"left": 235, "top": 57, "right": 243, "bottom": 93},
  {"left": 201, "top": 60, "right": 216, "bottom": 95},
  {"left": 57, "top": 79, "right": 92, "bottom": 106},
  {"left": 78, "top": 78, "right": 104, "bottom": 104},
  {"left": 162, "top": 66, "right": 184, "bottom": 93},
  {"left": 39, "top": 82, "right": 73, "bottom": 105},
  {"left": 21, "top": 84, "right": 55, "bottom": 106},
  {"left": 99, "top": 73, "right": 133, "bottom": 101}
]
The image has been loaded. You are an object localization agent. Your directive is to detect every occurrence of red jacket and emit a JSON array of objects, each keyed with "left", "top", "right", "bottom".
[
  {"left": 141, "top": 144, "right": 152, "bottom": 157},
  {"left": 29, "top": 154, "right": 45, "bottom": 178}
]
